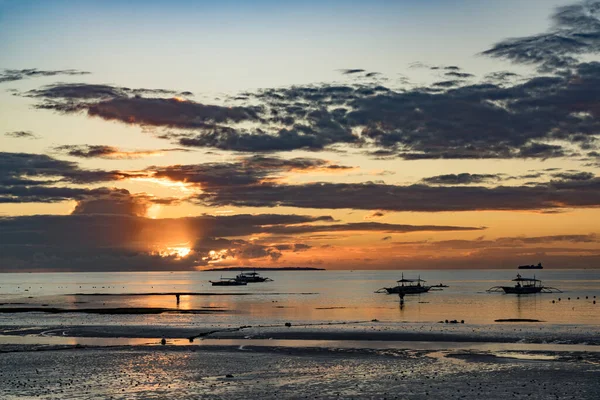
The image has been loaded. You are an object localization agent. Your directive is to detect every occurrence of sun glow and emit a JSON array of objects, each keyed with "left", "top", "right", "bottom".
[
  {"left": 146, "top": 204, "right": 162, "bottom": 219},
  {"left": 130, "top": 177, "right": 195, "bottom": 194},
  {"left": 157, "top": 246, "right": 192, "bottom": 259}
]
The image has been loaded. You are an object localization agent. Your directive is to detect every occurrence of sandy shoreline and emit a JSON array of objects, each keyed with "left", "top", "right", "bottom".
[
  {"left": 1, "top": 320, "right": 599, "bottom": 398},
  {"left": 0, "top": 343, "right": 599, "bottom": 399}
]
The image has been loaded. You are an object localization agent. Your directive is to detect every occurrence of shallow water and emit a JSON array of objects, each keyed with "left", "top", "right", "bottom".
[
  {"left": 0, "top": 334, "right": 598, "bottom": 353},
  {"left": 0, "top": 270, "right": 600, "bottom": 343},
  {"left": 1, "top": 270, "right": 598, "bottom": 326}
]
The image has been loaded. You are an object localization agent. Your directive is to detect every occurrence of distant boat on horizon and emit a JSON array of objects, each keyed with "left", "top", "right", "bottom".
[{"left": 518, "top": 262, "right": 544, "bottom": 270}]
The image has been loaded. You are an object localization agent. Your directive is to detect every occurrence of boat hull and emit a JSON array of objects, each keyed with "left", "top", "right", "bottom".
[
  {"left": 384, "top": 286, "right": 431, "bottom": 294},
  {"left": 236, "top": 277, "right": 270, "bottom": 283},
  {"left": 210, "top": 281, "right": 247, "bottom": 286},
  {"left": 501, "top": 286, "right": 542, "bottom": 294}
]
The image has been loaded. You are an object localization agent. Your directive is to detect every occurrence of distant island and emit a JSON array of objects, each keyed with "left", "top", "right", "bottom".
[{"left": 203, "top": 267, "right": 325, "bottom": 271}]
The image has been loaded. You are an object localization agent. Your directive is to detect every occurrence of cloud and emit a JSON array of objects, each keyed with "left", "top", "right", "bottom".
[
  {"left": 55, "top": 145, "right": 191, "bottom": 159},
  {"left": 0, "top": 213, "right": 329, "bottom": 271},
  {"left": 380, "top": 233, "right": 600, "bottom": 269},
  {"left": 29, "top": 84, "right": 260, "bottom": 129},
  {"left": 146, "top": 155, "right": 352, "bottom": 188},
  {"left": 0, "top": 212, "right": 477, "bottom": 271},
  {"left": 445, "top": 72, "right": 474, "bottom": 79},
  {"left": 365, "top": 210, "right": 386, "bottom": 219},
  {"left": 26, "top": 63, "right": 600, "bottom": 158},
  {"left": 422, "top": 173, "right": 502, "bottom": 185},
  {"left": 551, "top": 171, "right": 595, "bottom": 181},
  {"left": 484, "top": 71, "right": 521, "bottom": 83},
  {"left": 194, "top": 179, "right": 600, "bottom": 212},
  {"left": 432, "top": 80, "right": 464, "bottom": 88},
  {"left": 71, "top": 190, "right": 177, "bottom": 217},
  {"left": 257, "top": 222, "right": 485, "bottom": 235},
  {"left": 0, "top": 152, "right": 135, "bottom": 203},
  {"left": 27, "top": 83, "right": 189, "bottom": 100},
  {"left": 393, "top": 233, "right": 598, "bottom": 249},
  {"left": 0, "top": 152, "right": 133, "bottom": 186},
  {"left": 339, "top": 69, "right": 366, "bottom": 75},
  {"left": 339, "top": 69, "right": 382, "bottom": 79},
  {"left": 0, "top": 68, "right": 89, "bottom": 83},
  {"left": 4, "top": 131, "right": 40, "bottom": 139},
  {"left": 482, "top": 1, "right": 600, "bottom": 71}
]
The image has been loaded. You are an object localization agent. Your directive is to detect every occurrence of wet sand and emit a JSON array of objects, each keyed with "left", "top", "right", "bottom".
[
  {"left": 0, "top": 344, "right": 598, "bottom": 399},
  {"left": 0, "top": 321, "right": 599, "bottom": 399},
  {"left": 2, "top": 320, "right": 599, "bottom": 345}
]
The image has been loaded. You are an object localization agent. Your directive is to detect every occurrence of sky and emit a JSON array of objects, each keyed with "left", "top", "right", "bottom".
[{"left": 1, "top": 0, "right": 600, "bottom": 271}]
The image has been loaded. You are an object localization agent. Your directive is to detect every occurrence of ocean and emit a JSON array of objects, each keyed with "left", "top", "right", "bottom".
[
  {"left": 1, "top": 269, "right": 600, "bottom": 399},
  {"left": 1, "top": 269, "right": 598, "bottom": 330}
]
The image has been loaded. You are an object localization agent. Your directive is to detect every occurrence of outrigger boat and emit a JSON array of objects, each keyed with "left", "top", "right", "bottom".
[
  {"left": 376, "top": 274, "right": 433, "bottom": 295},
  {"left": 487, "top": 274, "right": 561, "bottom": 294},
  {"left": 210, "top": 277, "right": 248, "bottom": 286},
  {"left": 235, "top": 271, "right": 273, "bottom": 283}
]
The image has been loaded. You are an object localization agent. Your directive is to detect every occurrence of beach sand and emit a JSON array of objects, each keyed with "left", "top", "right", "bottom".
[{"left": 0, "top": 343, "right": 599, "bottom": 399}]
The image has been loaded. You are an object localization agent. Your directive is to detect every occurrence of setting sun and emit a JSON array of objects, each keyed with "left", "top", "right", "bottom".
[{"left": 157, "top": 246, "right": 192, "bottom": 259}]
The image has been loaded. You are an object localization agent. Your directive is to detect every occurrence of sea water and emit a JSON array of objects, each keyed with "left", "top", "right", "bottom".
[{"left": 0, "top": 270, "right": 598, "bottom": 329}]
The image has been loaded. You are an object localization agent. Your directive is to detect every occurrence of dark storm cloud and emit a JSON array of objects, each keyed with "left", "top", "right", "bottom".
[
  {"left": 194, "top": 179, "right": 600, "bottom": 212},
  {"left": 422, "top": 173, "right": 502, "bottom": 185},
  {"left": 55, "top": 144, "right": 191, "bottom": 159},
  {"left": 4, "top": 131, "right": 40, "bottom": 139},
  {"left": 0, "top": 68, "right": 90, "bottom": 83},
  {"left": 482, "top": 1, "right": 600, "bottom": 71}
]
